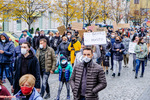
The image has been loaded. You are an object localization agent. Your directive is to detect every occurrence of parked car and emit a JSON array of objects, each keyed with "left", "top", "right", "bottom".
[
  {"left": 0, "top": 32, "right": 19, "bottom": 47},
  {"left": 40, "top": 29, "right": 58, "bottom": 37}
]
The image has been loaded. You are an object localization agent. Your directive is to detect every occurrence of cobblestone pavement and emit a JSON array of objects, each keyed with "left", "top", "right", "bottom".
[{"left": 3, "top": 55, "right": 150, "bottom": 100}]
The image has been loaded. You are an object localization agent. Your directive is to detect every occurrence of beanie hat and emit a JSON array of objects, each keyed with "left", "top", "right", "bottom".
[
  {"left": 19, "top": 38, "right": 26, "bottom": 44},
  {"left": 60, "top": 54, "right": 67, "bottom": 62}
]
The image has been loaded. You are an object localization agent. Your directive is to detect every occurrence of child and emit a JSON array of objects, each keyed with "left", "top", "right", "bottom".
[{"left": 54, "top": 54, "right": 73, "bottom": 100}]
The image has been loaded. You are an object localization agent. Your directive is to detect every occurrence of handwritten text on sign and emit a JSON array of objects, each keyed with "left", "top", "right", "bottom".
[
  {"left": 84, "top": 31, "right": 107, "bottom": 45},
  {"left": 128, "top": 42, "right": 137, "bottom": 53}
]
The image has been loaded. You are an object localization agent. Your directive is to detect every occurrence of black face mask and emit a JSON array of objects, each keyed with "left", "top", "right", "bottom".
[
  {"left": 23, "top": 34, "right": 27, "bottom": 37},
  {"left": 116, "top": 40, "right": 120, "bottom": 42},
  {"left": 72, "top": 39, "right": 75, "bottom": 42}
]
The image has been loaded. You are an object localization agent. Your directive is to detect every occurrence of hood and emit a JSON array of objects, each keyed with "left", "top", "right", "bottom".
[
  {"left": 22, "top": 52, "right": 34, "bottom": 59},
  {"left": 0, "top": 33, "right": 9, "bottom": 42}
]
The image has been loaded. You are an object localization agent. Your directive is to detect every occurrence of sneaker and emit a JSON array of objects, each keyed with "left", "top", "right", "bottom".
[
  {"left": 140, "top": 75, "right": 143, "bottom": 78},
  {"left": 135, "top": 76, "right": 137, "bottom": 79},
  {"left": 112, "top": 73, "right": 115, "bottom": 77},
  {"left": 118, "top": 73, "right": 120, "bottom": 76},
  {"left": 110, "top": 67, "right": 113, "bottom": 71},
  {"left": 44, "top": 93, "right": 50, "bottom": 99},
  {"left": 132, "top": 69, "right": 135, "bottom": 71}
]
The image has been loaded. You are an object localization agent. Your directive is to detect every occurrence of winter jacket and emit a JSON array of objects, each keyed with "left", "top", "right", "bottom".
[
  {"left": 56, "top": 41, "right": 70, "bottom": 58},
  {"left": 134, "top": 43, "right": 148, "bottom": 60},
  {"left": 51, "top": 36, "right": 62, "bottom": 51},
  {"left": 14, "top": 88, "right": 43, "bottom": 100},
  {"left": 112, "top": 41, "right": 125, "bottom": 61},
  {"left": 0, "top": 33, "right": 15, "bottom": 63},
  {"left": 32, "top": 36, "right": 39, "bottom": 50},
  {"left": 68, "top": 40, "right": 81, "bottom": 64},
  {"left": 36, "top": 46, "right": 56, "bottom": 72},
  {"left": 13, "top": 52, "right": 40, "bottom": 94},
  {"left": 48, "top": 36, "right": 53, "bottom": 47},
  {"left": 70, "top": 60, "right": 107, "bottom": 100},
  {"left": 54, "top": 62, "right": 73, "bottom": 82},
  {"left": 122, "top": 38, "right": 131, "bottom": 54},
  {"left": 138, "top": 32, "right": 146, "bottom": 37}
]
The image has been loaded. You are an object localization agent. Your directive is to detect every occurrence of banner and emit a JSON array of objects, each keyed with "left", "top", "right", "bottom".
[
  {"left": 95, "top": 27, "right": 107, "bottom": 32},
  {"left": 84, "top": 31, "right": 107, "bottom": 45},
  {"left": 72, "top": 22, "right": 83, "bottom": 30},
  {"left": 78, "top": 30, "right": 85, "bottom": 39},
  {"left": 113, "top": 21, "right": 118, "bottom": 31},
  {"left": 128, "top": 42, "right": 137, "bottom": 53},
  {"left": 117, "top": 23, "right": 130, "bottom": 28},
  {"left": 57, "top": 25, "right": 66, "bottom": 35}
]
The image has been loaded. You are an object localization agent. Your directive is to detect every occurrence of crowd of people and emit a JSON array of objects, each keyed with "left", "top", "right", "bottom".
[{"left": 0, "top": 26, "right": 150, "bottom": 100}]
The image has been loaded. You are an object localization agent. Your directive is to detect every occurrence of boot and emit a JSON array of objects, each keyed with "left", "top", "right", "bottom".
[
  {"left": 106, "top": 70, "right": 109, "bottom": 74},
  {"left": 112, "top": 73, "right": 115, "bottom": 77},
  {"left": 44, "top": 93, "right": 50, "bottom": 99},
  {"left": 118, "top": 73, "right": 120, "bottom": 76},
  {"left": 135, "top": 73, "right": 138, "bottom": 79}
]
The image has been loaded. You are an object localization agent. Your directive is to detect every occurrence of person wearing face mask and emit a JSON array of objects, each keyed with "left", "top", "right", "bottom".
[
  {"left": 54, "top": 54, "right": 72, "bottom": 100},
  {"left": 56, "top": 36, "right": 70, "bottom": 59},
  {"left": 70, "top": 47, "right": 107, "bottom": 100},
  {"left": 51, "top": 32, "right": 62, "bottom": 52},
  {"left": 67, "top": 31, "right": 72, "bottom": 42},
  {"left": 32, "top": 31, "right": 40, "bottom": 50},
  {"left": 112, "top": 36, "right": 125, "bottom": 77},
  {"left": 13, "top": 74, "right": 42, "bottom": 100},
  {"left": 74, "top": 31, "right": 81, "bottom": 43},
  {"left": 37, "top": 30, "right": 50, "bottom": 48},
  {"left": 36, "top": 39, "right": 56, "bottom": 99},
  {"left": 12, "top": 42, "right": 40, "bottom": 95},
  {"left": 110, "top": 32, "right": 116, "bottom": 70},
  {"left": 0, "top": 33, "right": 15, "bottom": 87},
  {"left": 134, "top": 38, "right": 148, "bottom": 79},
  {"left": 20, "top": 30, "right": 32, "bottom": 46},
  {"left": 68, "top": 35, "right": 81, "bottom": 66}
]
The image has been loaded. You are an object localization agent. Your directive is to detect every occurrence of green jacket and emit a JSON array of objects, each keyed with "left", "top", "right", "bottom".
[{"left": 134, "top": 43, "right": 148, "bottom": 59}]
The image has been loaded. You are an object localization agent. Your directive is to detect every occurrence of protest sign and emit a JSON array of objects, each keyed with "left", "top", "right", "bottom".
[
  {"left": 113, "top": 21, "right": 118, "bottom": 31},
  {"left": 84, "top": 31, "right": 107, "bottom": 45},
  {"left": 87, "top": 26, "right": 99, "bottom": 32},
  {"left": 95, "top": 27, "right": 107, "bottom": 32},
  {"left": 118, "top": 23, "right": 130, "bottom": 28},
  {"left": 57, "top": 25, "right": 66, "bottom": 35},
  {"left": 72, "top": 22, "right": 83, "bottom": 30},
  {"left": 78, "top": 30, "right": 85, "bottom": 39},
  {"left": 128, "top": 42, "right": 137, "bottom": 53}
]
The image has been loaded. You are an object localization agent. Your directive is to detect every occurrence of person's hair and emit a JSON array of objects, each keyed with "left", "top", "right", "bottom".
[
  {"left": 115, "top": 36, "right": 122, "bottom": 42},
  {"left": 55, "top": 32, "right": 60, "bottom": 35},
  {"left": 22, "top": 42, "right": 31, "bottom": 48},
  {"left": 40, "top": 38, "right": 47, "bottom": 43},
  {"left": 49, "top": 32, "right": 54, "bottom": 36},
  {"left": 19, "top": 74, "right": 36, "bottom": 87},
  {"left": 0, "top": 80, "right": 3, "bottom": 85},
  {"left": 62, "top": 36, "right": 67, "bottom": 40},
  {"left": 83, "top": 47, "right": 93, "bottom": 53},
  {"left": 138, "top": 37, "right": 143, "bottom": 45}
]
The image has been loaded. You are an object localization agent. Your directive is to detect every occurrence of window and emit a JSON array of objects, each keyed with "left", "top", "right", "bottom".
[
  {"left": 134, "top": 0, "right": 139, "bottom": 4},
  {"left": 17, "top": 20, "right": 22, "bottom": 31},
  {"left": 3, "top": 21, "right": 9, "bottom": 32},
  {"left": 48, "top": 12, "right": 52, "bottom": 29},
  {"left": 39, "top": 15, "right": 43, "bottom": 29}
]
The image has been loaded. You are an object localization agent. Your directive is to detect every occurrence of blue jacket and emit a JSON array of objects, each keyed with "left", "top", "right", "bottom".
[
  {"left": 0, "top": 33, "right": 15, "bottom": 63},
  {"left": 54, "top": 62, "right": 73, "bottom": 82},
  {"left": 112, "top": 41, "right": 125, "bottom": 61},
  {"left": 14, "top": 88, "right": 43, "bottom": 100}
]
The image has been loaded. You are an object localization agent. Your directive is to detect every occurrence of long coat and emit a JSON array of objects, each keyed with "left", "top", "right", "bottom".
[
  {"left": 70, "top": 61, "right": 107, "bottom": 100},
  {"left": 68, "top": 41, "right": 81, "bottom": 64}
]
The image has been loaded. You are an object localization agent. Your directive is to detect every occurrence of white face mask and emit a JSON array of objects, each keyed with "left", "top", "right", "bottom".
[
  {"left": 39, "top": 44, "right": 43, "bottom": 49},
  {"left": 21, "top": 48, "right": 27, "bottom": 55},
  {"left": 2, "top": 40, "right": 6, "bottom": 43},
  {"left": 61, "top": 60, "right": 67, "bottom": 65},
  {"left": 82, "top": 56, "right": 91, "bottom": 63},
  {"left": 35, "top": 34, "right": 39, "bottom": 37},
  {"left": 111, "top": 35, "right": 115, "bottom": 38},
  {"left": 67, "top": 35, "right": 71, "bottom": 38}
]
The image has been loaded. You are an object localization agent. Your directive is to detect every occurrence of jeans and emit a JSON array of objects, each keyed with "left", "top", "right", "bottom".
[
  {"left": 40, "top": 69, "right": 50, "bottom": 97},
  {"left": 57, "top": 81, "right": 70, "bottom": 99},
  {"left": 0, "top": 63, "right": 12, "bottom": 85},
  {"left": 113, "top": 60, "right": 122, "bottom": 74},
  {"left": 133, "top": 54, "right": 136, "bottom": 70},
  {"left": 111, "top": 52, "right": 114, "bottom": 69},
  {"left": 135, "top": 59, "right": 145, "bottom": 76}
]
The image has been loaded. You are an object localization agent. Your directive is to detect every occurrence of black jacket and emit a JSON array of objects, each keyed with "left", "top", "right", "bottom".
[
  {"left": 13, "top": 52, "right": 40, "bottom": 94},
  {"left": 56, "top": 41, "right": 70, "bottom": 58},
  {"left": 51, "top": 36, "right": 62, "bottom": 51},
  {"left": 32, "top": 36, "right": 39, "bottom": 50}
]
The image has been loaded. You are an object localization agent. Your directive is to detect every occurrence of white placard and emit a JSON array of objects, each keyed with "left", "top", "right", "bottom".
[
  {"left": 84, "top": 31, "right": 107, "bottom": 45},
  {"left": 128, "top": 42, "right": 137, "bottom": 53}
]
